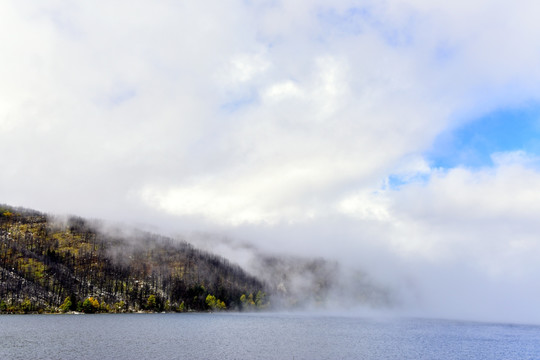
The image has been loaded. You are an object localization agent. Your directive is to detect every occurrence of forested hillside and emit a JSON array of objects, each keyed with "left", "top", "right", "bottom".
[{"left": 0, "top": 205, "right": 267, "bottom": 313}]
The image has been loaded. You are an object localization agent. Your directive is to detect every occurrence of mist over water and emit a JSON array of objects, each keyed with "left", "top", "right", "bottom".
[{"left": 180, "top": 222, "right": 540, "bottom": 326}]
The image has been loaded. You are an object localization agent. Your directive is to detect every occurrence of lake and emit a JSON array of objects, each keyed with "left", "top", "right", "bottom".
[{"left": 0, "top": 312, "right": 539, "bottom": 359}]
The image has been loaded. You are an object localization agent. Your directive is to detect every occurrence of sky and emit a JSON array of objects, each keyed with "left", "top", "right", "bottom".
[{"left": 3, "top": 0, "right": 540, "bottom": 323}]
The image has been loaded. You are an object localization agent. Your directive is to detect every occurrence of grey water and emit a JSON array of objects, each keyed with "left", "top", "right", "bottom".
[{"left": 1, "top": 313, "right": 539, "bottom": 360}]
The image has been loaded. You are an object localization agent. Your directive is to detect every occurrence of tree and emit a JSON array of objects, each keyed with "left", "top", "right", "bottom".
[
  {"left": 81, "top": 297, "right": 100, "bottom": 313},
  {"left": 255, "top": 290, "right": 268, "bottom": 309},
  {"left": 60, "top": 297, "right": 72, "bottom": 313},
  {"left": 20, "top": 298, "right": 32, "bottom": 314},
  {"left": 113, "top": 301, "right": 126, "bottom": 313},
  {"left": 206, "top": 294, "right": 226, "bottom": 311},
  {"left": 60, "top": 294, "right": 78, "bottom": 312},
  {"left": 240, "top": 294, "right": 252, "bottom": 309},
  {"left": 146, "top": 294, "right": 157, "bottom": 311},
  {"left": 240, "top": 291, "right": 267, "bottom": 310},
  {"left": 176, "top": 301, "right": 185, "bottom": 312}
]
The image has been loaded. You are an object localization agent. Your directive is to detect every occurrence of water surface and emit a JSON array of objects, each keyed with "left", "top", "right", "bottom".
[{"left": 1, "top": 313, "right": 539, "bottom": 359}]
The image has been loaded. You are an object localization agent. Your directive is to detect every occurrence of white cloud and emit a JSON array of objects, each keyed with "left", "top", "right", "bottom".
[
  {"left": 263, "top": 80, "right": 304, "bottom": 102},
  {"left": 4, "top": 0, "right": 540, "bottom": 322},
  {"left": 331, "top": 151, "right": 540, "bottom": 267},
  {"left": 226, "top": 52, "right": 271, "bottom": 84},
  {"left": 337, "top": 190, "right": 391, "bottom": 222}
]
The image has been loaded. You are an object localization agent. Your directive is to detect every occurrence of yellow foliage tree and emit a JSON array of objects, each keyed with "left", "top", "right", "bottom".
[
  {"left": 82, "top": 297, "right": 100, "bottom": 313},
  {"left": 206, "top": 294, "right": 226, "bottom": 311}
]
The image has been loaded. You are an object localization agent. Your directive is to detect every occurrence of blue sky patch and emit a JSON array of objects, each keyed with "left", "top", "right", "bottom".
[
  {"left": 220, "top": 93, "right": 258, "bottom": 113},
  {"left": 317, "top": 7, "right": 368, "bottom": 37},
  {"left": 317, "top": 6, "right": 414, "bottom": 47},
  {"left": 385, "top": 173, "right": 430, "bottom": 190},
  {"left": 426, "top": 104, "right": 540, "bottom": 169},
  {"left": 108, "top": 88, "right": 137, "bottom": 107}
]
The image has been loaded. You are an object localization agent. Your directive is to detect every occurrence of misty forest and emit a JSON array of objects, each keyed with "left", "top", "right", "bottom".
[
  {"left": 0, "top": 204, "right": 392, "bottom": 314},
  {"left": 0, "top": 205, "right": 270, "bottom": 314}
]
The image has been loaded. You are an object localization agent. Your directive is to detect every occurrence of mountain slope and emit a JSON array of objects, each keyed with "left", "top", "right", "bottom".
[{"left": 0, "top": 205, "right": 266, "bottom": 313}]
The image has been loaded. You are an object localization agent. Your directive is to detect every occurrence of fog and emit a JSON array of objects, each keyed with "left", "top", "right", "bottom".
[
  {"left": 3, "top": 0, "right": 540, "bottom": 324},
  {"left": 182, "top": 203, "right": 540, "bottom": 324}
]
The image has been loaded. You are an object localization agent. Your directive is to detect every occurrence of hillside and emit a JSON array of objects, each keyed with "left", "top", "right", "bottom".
[{"left": 0, "top": 205, "right": 267, "bottom": 313}]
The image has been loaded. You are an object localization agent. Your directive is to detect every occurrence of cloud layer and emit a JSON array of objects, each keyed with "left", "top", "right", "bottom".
[{"left": 3, "top": 0, "right": 540, "bottom": 323}]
